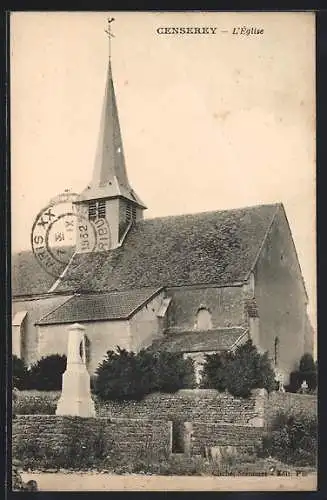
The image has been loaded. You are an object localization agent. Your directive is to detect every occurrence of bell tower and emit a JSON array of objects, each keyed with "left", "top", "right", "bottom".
[{"left": 74, "top": 18, "right": 146, "bottom": 252}]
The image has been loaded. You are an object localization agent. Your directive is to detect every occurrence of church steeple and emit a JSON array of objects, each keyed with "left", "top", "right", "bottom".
[{"left": 74, "top": 18, "right": 146, "bottom": 252}]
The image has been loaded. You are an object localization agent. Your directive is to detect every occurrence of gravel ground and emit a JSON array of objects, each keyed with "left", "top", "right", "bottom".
[{"left": 21, "top": 472, "right": 317, "bottom": 491}]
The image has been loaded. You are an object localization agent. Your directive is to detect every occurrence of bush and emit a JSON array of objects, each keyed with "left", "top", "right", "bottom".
[
  {"left": 95, "top": 347, "right": 196, "bottom": 401},
  {"left": 200, "top": 351, "right": 233, "bottom": 390},
  {"left": 27, "top": 354, "right": 67, "bottom": 390},
  {"left": 261, "top": 410, "right": 317, "bottom": 466},
  {"left": 286, "top": 353, "right": 317, "bottom": 393},
  {"left": 201, "top": 340, "right": 276, "bottom": 398},
  {"left": 299, "top": 353, "right": 317, "bottom": 391},
  {"left": 13, "top": 356, "right": 29, "bottom": 390}
]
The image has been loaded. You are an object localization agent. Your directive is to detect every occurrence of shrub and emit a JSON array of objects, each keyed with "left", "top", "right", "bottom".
[
  {"left": 286, "top": 353, "right": 317, "bottom": 393},
  {"left": 261, "top": 410, "right": 317, "bottom": 466},
  {"left": 95, "top": 347, "right": 195, "bottom": 401},
  {"left": 27, "top": 354, "right": 67, "bottom": 390},
  {"left": 13, "top": 356, "right": 29, "bottom": 390},
  {"left": 148, "top": 351, "right": 196, "bottom": 393},
  {"left": 200, "top": 351, "right": 233, "bottom": 390},
  {"left": 299, "top": 353, "right": 317, "bottom": 391},
  {"left": 94, "top": 348, "right": 146, "bottom": 401},
  {"left": 201, "top": 340, "right": 276, "bottom": 398}
]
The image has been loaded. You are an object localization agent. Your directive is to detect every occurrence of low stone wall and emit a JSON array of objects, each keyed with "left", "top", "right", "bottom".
[
  {"left": 189, "top": 422, "right": 264, "bottom": 456},
  {"left": 12, "top": 415, "right": 172, "bottom": 469},
  {"left": 14, "top": 389, "right": 266, "bottom": 426},
  {"left": 97, "top": 389, "right": 264, "bottom": 425},
  {"left": 266, "top": 392, "right": 317, "bottom": 428}
]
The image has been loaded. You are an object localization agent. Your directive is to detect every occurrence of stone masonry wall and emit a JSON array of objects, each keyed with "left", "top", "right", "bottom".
[
  {"left": 12, "top": 415, "right": 172, "bottom": 469},
  {"left": 166, "top": 286, "right": 246, "bottom": 330},
  {"left": 189, "top": 422, "right": 264, "bottom": 455},
  {"left": 96, "top": 389, "right": 265, "bottom": 426}
]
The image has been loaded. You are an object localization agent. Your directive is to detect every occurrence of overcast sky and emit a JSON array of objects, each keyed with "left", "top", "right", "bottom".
[{"left": 10, "top": 11, "right": 316, "bottom": 334}]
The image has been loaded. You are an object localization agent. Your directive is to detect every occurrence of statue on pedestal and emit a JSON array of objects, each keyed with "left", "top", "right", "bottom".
[{"left": 56, "top": 323, "right": 96, "bottom": 417}]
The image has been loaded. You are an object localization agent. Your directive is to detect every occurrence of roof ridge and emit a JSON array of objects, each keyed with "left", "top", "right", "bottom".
[{"left": 137, "top": 202, "right": 282, "bottom": 224}]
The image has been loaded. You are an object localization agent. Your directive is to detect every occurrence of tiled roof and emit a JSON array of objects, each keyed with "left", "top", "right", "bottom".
[
  {"left": 12, "top": 250, "right": 57, "bottom": 296},
  {"left": 54, "top": 203, "right": 279, "bottom": 294},
  {"left": 150, "top": 327, "right": 247, "bottom": 353},
  {"left": 12, "top": 203, "right": 279, "bottom": 296},
  {"left": 36, "top": 287, "right": 162, "bottom": 325}
]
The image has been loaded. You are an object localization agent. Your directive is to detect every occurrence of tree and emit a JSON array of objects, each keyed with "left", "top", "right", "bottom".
[
  {"left": 286, "top": 353, "right": 317, "bottom": 393},
  {"left": 152, "top": 351, "right": 196, "bottom": 392},
  {"left": 299, "top": 353, "right": 317, "bottom": 391},
  {"left": 94, "top": 347, "right": 196, "bottom": 401},
  {"left": 28, "top": 354, "right": 67, "bottom": 390},
  {"left": 201, "top": 340, "right": 276, "bottom": 398},
  {"left": 13, "top": 355, "right": 29, "bottom": 390},
  {"left": 200, "top": 351, "right": 233, "bottom": 391},
  {"left": 94, "top": 348, "right": 144, "bottom": 401}
]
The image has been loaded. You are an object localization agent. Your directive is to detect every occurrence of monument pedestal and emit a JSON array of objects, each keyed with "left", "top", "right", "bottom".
[{"left": 56, "top": 323, "right": 96, "bottom": 418}]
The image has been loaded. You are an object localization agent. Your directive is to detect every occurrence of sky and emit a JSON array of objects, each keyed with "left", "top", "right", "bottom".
[{"left": 10, "top": 12, "right": 316, "bottom": 338}]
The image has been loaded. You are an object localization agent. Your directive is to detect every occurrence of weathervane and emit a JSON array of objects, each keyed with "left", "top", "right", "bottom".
[{"left": 105, "top": 17, "right": 115, "bottom": 60}]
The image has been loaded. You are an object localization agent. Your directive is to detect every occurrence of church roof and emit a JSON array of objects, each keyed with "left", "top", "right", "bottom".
[
  {"left": 12, "top": 250, "right": 57, "bottom": 297},
  {"left": 150, "top": 327, "right": 248, "bottom": 353},
  {"left": 53, "top": 203, "right": 279, "bottom": 294},
  {"left": 36, "top": 287, "right": 163, "bottom": 325}
]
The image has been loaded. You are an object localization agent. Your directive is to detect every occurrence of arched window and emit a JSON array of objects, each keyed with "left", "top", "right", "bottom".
[
  {"left": 274, "top": 337, "right": 279, "bottom": 366},
  {"left": 195, "top": 307, "right": 212, "bottom": 330}
]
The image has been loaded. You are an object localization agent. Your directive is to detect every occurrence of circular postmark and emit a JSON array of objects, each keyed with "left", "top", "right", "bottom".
[{"left": 31, "top": 192, "right": 111, "bottom": 279}]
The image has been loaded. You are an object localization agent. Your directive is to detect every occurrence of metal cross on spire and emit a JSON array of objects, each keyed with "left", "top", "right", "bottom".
[{"left": 105, "top": 17, "right": 115, "bottom": 60}]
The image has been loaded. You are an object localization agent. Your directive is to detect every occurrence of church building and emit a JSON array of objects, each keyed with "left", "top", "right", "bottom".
[{"left": 12, "top": 42, "right": 314, "bottom": 385}]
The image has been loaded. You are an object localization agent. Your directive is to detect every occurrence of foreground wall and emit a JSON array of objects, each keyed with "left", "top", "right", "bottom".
[
  {"left": 12, "top": 415, "right": 172, "bottom": 469},
  {"left": 189, "top": 422, "right": 264, "bottom": 455}
]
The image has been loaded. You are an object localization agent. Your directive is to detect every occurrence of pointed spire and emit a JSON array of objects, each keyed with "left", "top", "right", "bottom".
[{"left": 80, "top": 19, "right": 146, "bottom": 208}]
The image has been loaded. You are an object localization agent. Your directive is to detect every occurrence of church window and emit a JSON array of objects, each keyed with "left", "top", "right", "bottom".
[
  {"left": 195, "top": 307, "right": 212, "bottom": 330},
  {"left": 89, "top": 200, "right": 106, "bottom": 221},
  {"left": 274, "top": 337, "right": 279, "bottom": 366}
]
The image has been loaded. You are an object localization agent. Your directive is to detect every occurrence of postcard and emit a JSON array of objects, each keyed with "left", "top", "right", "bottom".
[{"left": 10, "top": 11, "right": 317, "bottom": 492}]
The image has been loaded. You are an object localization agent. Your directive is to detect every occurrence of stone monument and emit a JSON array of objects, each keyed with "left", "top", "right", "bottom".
[{"left": 56, "top": 323, "right": 96, "bottom": 417}]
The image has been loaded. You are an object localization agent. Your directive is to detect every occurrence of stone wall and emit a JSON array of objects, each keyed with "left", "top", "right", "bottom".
[
  {"left": 253, "top": 207, "right": 312, "bottom": 381},
  {"left": 189, "top": 422, "right": 264, "bottom": 455},
  {"left": 166, "top": 285, "right": 246, "bottom": 330},
  {"left": 14, "top": 389, "right": 266, "bottom": 426},
  {"left": 266, "top": 392, "right": 317, "bottom": 428},
  {"left": 12, "top": 415, "right": 172, "bottom": 469},
  {"left": 96, "top": 389, "right": 264, "bottom": 426}
]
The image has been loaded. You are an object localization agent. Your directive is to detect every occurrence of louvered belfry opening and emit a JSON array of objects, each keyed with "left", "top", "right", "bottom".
[
  {"left": 88, "top": 200, "right": 106, "bottom": 221},
  {"left": 126, "top": 203, "right": 137, "bottom": 225}
]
